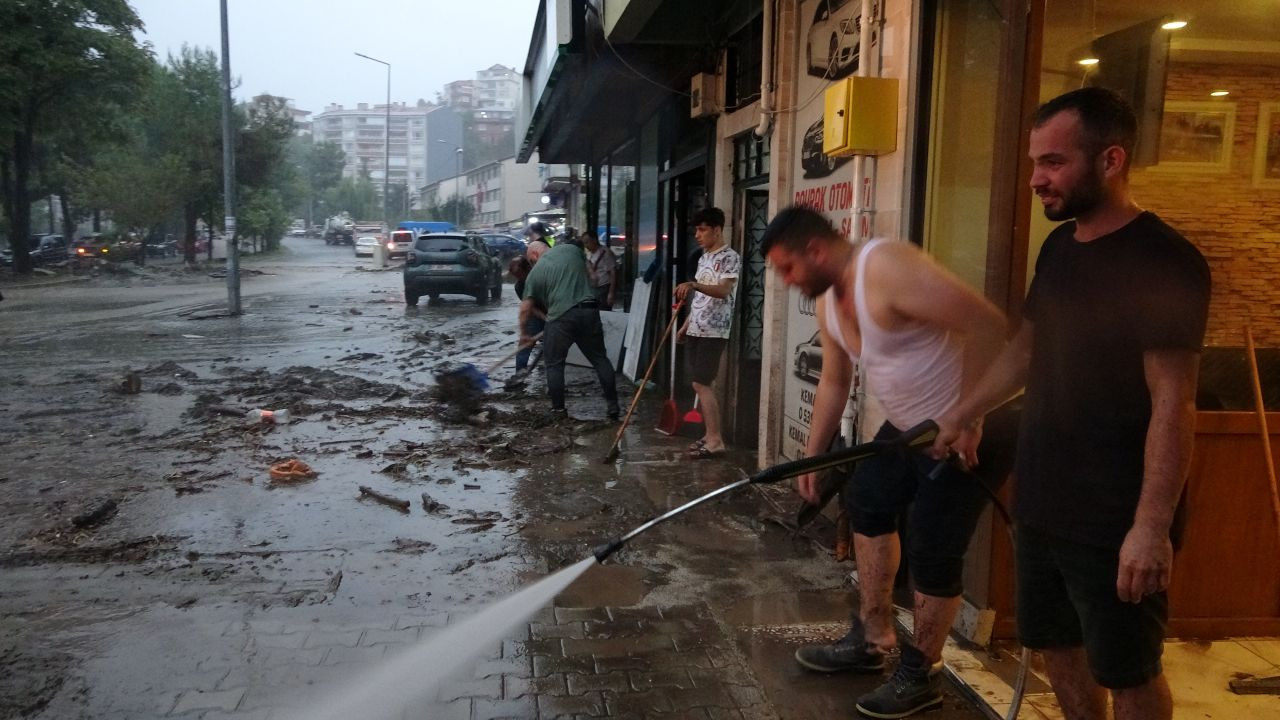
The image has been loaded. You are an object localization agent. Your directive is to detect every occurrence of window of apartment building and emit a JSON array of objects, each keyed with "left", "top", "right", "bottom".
[{"left": 724, "top": 12, "right": 764, "bottom": 111}]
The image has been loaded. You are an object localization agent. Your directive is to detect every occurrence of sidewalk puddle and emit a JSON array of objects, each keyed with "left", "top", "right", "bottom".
[{"left": 555, "top": 563, "right": 652, "bottom": 607}]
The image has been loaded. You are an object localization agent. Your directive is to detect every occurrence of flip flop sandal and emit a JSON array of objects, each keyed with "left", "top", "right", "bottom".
[
  {"left": 688, "top": 438, "right": 707, "bottom": 452},
  {"left": 688, "top": 446, "right": 727, "bottom": 460}
]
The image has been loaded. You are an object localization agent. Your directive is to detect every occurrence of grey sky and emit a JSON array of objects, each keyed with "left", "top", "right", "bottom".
[{"left": 128, "top": 0, "right": 538, "bottom": 115}]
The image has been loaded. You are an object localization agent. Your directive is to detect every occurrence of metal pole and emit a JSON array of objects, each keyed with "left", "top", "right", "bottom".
[
  {"left": 219, "top": 0, "right": 240, "bottom": 314},
  {"left": 455, "top": 149, "right": 462, "bottom": 227},
  {"left": 384, "top": 66, "right": 390, "bottom": 231}
]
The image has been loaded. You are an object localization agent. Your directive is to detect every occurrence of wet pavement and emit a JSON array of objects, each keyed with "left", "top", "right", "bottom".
[{"left": 0, "top": 238, "right": 986, "bottom": 719}]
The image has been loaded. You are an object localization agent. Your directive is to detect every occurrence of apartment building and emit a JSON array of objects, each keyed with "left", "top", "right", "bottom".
[{"left": 312, "top": 101, "right": 463, "bottom": 198}]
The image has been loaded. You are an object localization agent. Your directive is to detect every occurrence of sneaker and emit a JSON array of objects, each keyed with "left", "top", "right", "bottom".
[
  {"left": 854, "top": 644, "right": 942, "bottom": 719},
  {"left": 794, "top": 619, "right": 886, "bottom": 673},
  {"left": 549, "top": 408, "right": 570, "bottom": 422},
  {"left": 607, "top": 409, "right": 621, "bottom": 422}
]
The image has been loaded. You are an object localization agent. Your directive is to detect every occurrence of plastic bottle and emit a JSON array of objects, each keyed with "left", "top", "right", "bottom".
[{"left": 247, "top": 408, "right": 291, "bottom": 424}]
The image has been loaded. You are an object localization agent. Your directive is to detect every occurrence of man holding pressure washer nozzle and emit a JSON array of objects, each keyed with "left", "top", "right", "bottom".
[
  {"left": 934, "top": 88, "right": 1209, "bottom": 720},
  {"left": 762, "top": 205, "right": 1018, "bottom": 719}
]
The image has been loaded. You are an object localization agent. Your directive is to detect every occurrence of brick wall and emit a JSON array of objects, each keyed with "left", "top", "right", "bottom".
[{"left": 1130, "top": 62, "right": 1280, "bottom": 347}]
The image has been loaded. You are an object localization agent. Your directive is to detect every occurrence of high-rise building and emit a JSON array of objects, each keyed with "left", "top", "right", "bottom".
[{"left": 312, "top": 100, "right": 462, "bottom": 201}]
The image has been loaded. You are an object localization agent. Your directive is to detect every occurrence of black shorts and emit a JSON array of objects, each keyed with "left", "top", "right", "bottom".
[
  {"left": 842, "top": 400, "right": 1019, "bottom": 597},
  {"left": 685, "top": 336, "right": 727, "bottom": 386},
  {"left": 1016, "top": 524, "right": 1167, "bottom": 689}
]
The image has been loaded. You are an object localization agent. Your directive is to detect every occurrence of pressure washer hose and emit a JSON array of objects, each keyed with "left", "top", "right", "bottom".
[{"left": 592, "top": 417, "right": 1028, "bottom": 719}]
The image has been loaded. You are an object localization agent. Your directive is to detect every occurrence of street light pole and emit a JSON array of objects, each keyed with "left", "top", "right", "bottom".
[
  {"left": 354, "top": 52, "right": 390, "bottom": 232},
  {"left": 219, "top": 0, "right": 240, "bottom": 314}
]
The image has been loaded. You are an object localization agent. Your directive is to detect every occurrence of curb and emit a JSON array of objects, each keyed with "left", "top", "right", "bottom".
[{"left": 0, "top": 275, "right": 92, "bottom": 290}]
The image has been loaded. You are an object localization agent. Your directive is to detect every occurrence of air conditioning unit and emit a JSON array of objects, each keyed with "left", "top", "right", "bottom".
[{"left": 690, "top": 72, "right": 720, "bottom": 119}]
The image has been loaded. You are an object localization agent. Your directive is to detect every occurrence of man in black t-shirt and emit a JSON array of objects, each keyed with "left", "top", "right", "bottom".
[{"left": 935, "top": 88, "right": 1209, "bottom": 720}]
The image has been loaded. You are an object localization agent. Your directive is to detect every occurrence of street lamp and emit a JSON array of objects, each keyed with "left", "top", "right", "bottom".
[
  {"left": 436, "top": 139, "right": 463, "bottom": 228},
  {"left": 354, "top": 52, "right": 390, "bottom": 232}
]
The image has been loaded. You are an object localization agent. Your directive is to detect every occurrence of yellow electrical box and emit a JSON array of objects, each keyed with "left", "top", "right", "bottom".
[{"left": 822, "top": 76, "right": 899, "bottom": 157}]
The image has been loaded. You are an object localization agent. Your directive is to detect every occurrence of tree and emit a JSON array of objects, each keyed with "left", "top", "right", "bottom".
[
  {"left": 322, "top": 177, "right": 378, "bottom": 221},
  {"left": 0, "top": 0, "right": 151, "bottom": 273},
  {"left": 428, "top": 194, "right": 475, "bottom": 228},
  {"left": 238, "top": 188, "right": 288, "bottom": 252}
]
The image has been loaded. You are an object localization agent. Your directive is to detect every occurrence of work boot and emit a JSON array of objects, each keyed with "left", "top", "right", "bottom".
[
  {"left": 794, "top": 617, "right": 886, "bottom": 673},
  {"left": 854, "top": 643, "right": 943, "bottom": 719}
]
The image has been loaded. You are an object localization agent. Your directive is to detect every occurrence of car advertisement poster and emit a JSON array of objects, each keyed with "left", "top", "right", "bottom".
[{"left": 779, "top": 0, "right": 877, "bottom": 460}]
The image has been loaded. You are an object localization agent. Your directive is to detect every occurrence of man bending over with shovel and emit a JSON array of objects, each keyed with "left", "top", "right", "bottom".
[
  {"left": 520, "top": 240, "right": 620, "bottom": 422},
  {"left": 762, "top": 206, "right": 1017, "bottom": 718}
]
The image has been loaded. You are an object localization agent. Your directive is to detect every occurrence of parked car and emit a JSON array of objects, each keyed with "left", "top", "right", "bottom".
[
  {"left": 477, "top": 233, "right": 526, "bottom": 262},
  {"left": 145, "top": 236, "right": 178, "bottom": 257},
  {"left": 354, "top": 235, "right": 380, "bottom": 257},
  {"left": 403, "top": 233, "right": 503, "bottom": 306},
  {"left": 793, "top": 330, "right": 823, "bottom": 383},
  {"left": 1, "top": 235, "right": 68, "bottom": 267},
  {"left": 387, "top": 229, "right": 414, "bottom": 258}
]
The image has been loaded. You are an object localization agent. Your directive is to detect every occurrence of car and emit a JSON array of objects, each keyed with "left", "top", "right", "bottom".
[
  {"left": 806, "top": 0, "right": 864, "bottom": 80},
  {"left": 73, "top": 233, "right": 112, "bottom": 260},
  {"left": 402, "top": 233, "right": 503, "bottom": 306},
  {"left": 793, "top": 330, "right": 823, "bottom": 383},
  {"left": 354, "top": 235, "right": 380, "bottom": 257},
  {"left": 387, "top": 229, "right": 414, "bottom": 258},
  {"left": 1, "top": 235, "right": 69, "bottom": 267},
  {"left": 477, "top": 233, "right": 526, "bottom": 263},
  {"left": 145, "top": 236, "right": 178, "bottom": 257},
  {"left": 801, "top": 117, "right": 852, "bottom": 179}
]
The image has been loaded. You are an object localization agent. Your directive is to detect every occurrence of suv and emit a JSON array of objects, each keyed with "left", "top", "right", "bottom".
[
  {"left": 403, "top": 233, "right": 502, "bottom": 306},
  {"left": 2, "top": 235, "right": 68, "bottom": 267}
]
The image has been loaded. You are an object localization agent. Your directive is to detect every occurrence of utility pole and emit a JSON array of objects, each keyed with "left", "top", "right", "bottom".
[
  {"left": 435, "top": 139, "right": 464, "bottom": 228},
  {"left": 354, "top": 52, "right": 390, "bottom": 232},
  {"left": 219, "top": 0, "right": 240, "bottom": 314}
]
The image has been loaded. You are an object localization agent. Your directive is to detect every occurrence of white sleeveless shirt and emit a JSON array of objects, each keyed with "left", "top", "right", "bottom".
[{"left": 822, "top": 239, "right": 964, "bottom": 429}]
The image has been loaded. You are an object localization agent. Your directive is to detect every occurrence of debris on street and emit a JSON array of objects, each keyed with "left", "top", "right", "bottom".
[{"left": 358, "top": 485, "right": 411, "bottom": 512}]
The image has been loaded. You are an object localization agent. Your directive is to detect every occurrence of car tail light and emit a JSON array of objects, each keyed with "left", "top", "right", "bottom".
[
  {"left": 406, "top": 253, "right": 419, "bottom": 266},
  {"left": 386, "top": 242, "right": 394, "bottom": 249}
]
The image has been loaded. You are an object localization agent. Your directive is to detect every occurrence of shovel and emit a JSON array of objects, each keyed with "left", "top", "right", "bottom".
[{"left": 435, "top": 333, "right": 542, "bottom": 404}]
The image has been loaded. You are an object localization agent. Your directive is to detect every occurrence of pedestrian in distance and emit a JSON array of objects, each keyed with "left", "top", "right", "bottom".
[
  {"left": 933, "top": 87, "right": 1210, "bottom": 720},
  {"left": 674, "top": 207, "right": 740, "bottom": 460},
  {"left": 582, "top": 230, "right": 617, "bottom": 310},
  {"left": 519, "top": 241, "right": 621, "bottom": 422},
  {"left": 762, "top": 204, "right": 1015, "bottom": 718}
]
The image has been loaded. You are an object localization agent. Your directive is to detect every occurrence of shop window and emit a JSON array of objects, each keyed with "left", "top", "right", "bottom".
[{"left": 1035, "top": 1, "right": 1280, "bottom": 359}]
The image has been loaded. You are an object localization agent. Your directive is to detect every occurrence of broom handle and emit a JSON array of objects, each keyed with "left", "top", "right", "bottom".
[
  {"left": 606, "top": 301, "right": 683, "bottom": 455},
  {"left": 484, "top": 332, "right": 543, "bottom": 375},
  {"left": 1244, "top": 325, "right": 1280, "bottom": 542}
]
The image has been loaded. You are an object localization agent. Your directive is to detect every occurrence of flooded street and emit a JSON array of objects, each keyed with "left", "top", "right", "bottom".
[{"left": 0, "top": 238, "right": 984, "bottom": 719}]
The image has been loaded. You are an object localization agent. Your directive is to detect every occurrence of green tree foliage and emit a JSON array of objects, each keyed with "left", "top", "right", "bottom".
[
  {"left": 238, "top": 188, "right": 289, "bottom": 251},
  {"left": 286, "top": 137, "right": 345, "bottom": 225},
  {"left": 321, "top": 177, "right": 378, "bottom": 222},
  {"left": 427, "top": 194, "right": 475, "bottom": 228},
  {"left": 0, "top": 0, "right": 151, "bottom": 273}
]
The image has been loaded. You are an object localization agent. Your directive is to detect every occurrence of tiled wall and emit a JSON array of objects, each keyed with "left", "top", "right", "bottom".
[{"left": 1130, "top": 62, "right": 1280, "bottom": 347}]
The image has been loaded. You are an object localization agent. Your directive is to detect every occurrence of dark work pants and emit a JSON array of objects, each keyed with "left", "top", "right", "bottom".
[{"left": 543, "top": 307, "right": 619, "bottom": 414}]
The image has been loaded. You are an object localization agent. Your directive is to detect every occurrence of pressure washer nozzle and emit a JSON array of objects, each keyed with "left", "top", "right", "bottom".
[{"left": 593, "top": 538, "right": 625, "bottom": 563}]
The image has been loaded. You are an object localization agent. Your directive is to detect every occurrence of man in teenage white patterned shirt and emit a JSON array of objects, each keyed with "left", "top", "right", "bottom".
[{"left": 674, "top": 207, "right": 740, "bottom": 459}]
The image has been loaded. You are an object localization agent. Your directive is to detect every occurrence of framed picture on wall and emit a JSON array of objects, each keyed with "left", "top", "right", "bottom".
[
  {"left": 1253, "top": 102, "right": 1280, "bottom": 189},
  {"left": 1153, "top": 101, "right": 1236, "bottom": 173}
]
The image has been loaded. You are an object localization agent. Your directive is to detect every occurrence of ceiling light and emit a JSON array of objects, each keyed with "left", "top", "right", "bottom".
[
  {"left": 1210, "top": 90, "right": 1230, "bottom": 97},
  {"left": 1077, "top": 58, "right": 1100, "bottom": 66},
  {"left": 1162, "top": 20, "right": 1188, "bottom": 30}
]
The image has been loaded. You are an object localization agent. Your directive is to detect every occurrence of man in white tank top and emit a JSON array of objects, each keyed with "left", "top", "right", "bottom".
[{"left": 762, "top": 205, "right": 1013, "bottom": 719}]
